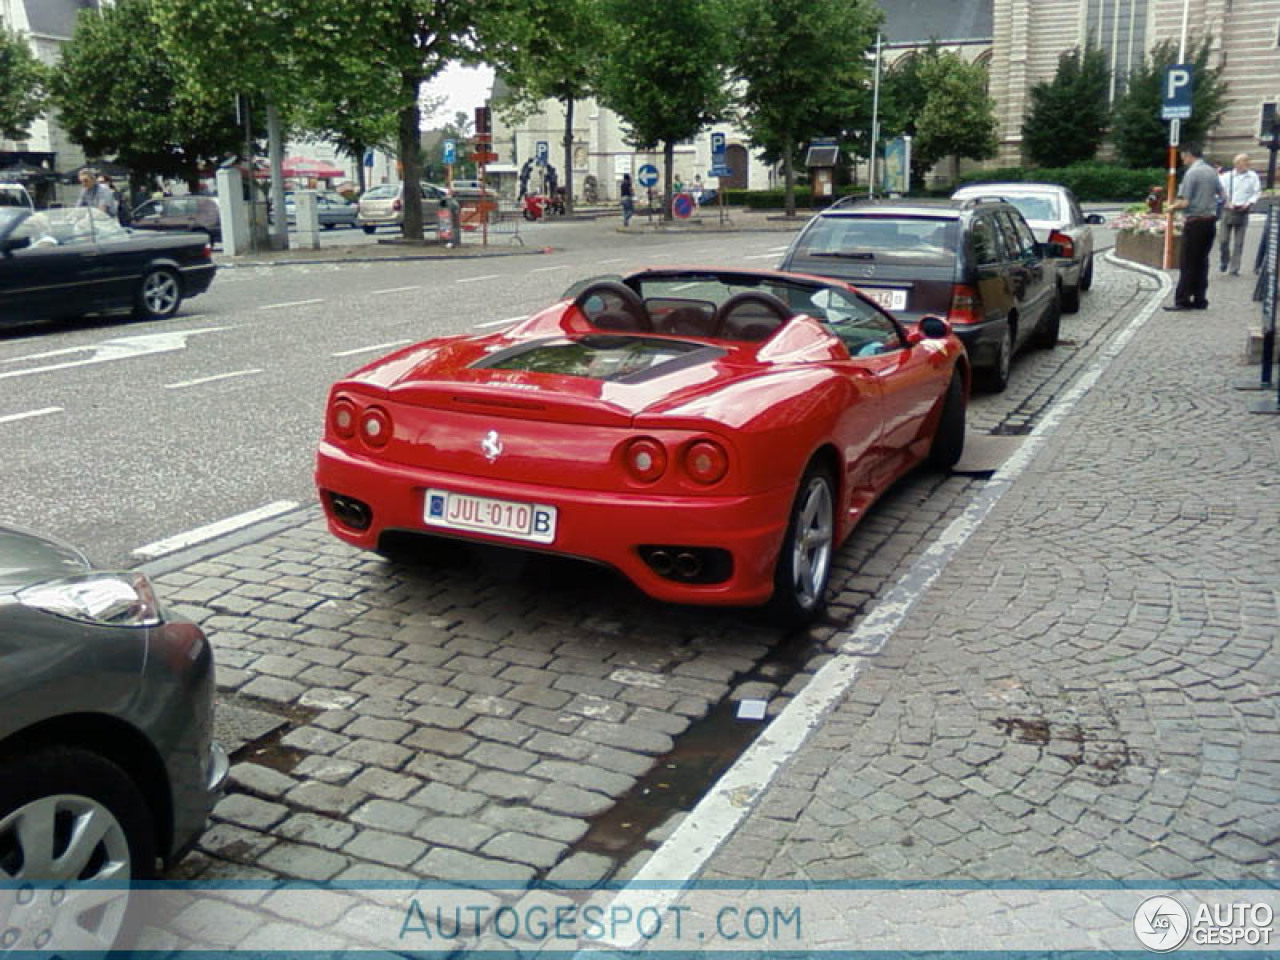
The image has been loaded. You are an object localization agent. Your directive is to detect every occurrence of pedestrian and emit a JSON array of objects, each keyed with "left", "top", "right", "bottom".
[
  {"left": 75, "top": 167, "right": 116, "bottom": 217},
  {"left": 1164, "top": 142, "right": 1225, "bottom": 312},
  {"left": 1218, "top": 153, "right": 1262, "bottom": 276},
  {"left": 620, "top": 173, "right": 634, "bottom": 227}
]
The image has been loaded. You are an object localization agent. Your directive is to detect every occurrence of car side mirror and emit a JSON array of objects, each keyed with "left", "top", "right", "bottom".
[
  {"left": 918, "top": 315, "right": 951, "bottom": 340},
  {"left": 1086, "top": 213, "right": 1106, "bottom": 225}
]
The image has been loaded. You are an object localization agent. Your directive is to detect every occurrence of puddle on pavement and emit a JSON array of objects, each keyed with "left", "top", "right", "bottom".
[{"left": 575, "top": 625, "right": 822, "bottom": 864}]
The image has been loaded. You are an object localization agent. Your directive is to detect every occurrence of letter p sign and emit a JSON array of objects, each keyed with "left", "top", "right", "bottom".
[{"left": 1162, "top": 64, "right": 1194, "bottom": 120}]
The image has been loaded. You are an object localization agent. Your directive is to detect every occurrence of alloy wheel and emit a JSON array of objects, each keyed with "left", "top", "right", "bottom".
[
  {"left": 790, "top": 476, "right": 834, "bottom": 609},
  {"left": 142, "top": 271, "right": 179, "bottom": 316}
]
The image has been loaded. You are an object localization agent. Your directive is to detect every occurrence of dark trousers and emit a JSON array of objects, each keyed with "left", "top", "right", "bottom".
[{"left": 1175, "top": 217, "right": 1217, "bottom": 308}]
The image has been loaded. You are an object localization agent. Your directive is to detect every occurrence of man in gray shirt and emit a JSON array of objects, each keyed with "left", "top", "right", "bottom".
[{"left": 1165, "top": 142, "right": 1225, "bottom": 311}]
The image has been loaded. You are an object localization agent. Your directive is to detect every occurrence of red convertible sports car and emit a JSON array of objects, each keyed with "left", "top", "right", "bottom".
[{"left": 316, "top": 268, "right": 969, "bottom": 624}]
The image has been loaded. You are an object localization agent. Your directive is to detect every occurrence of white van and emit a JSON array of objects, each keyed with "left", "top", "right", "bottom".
[{"left": 0, "top": 183, "right": 34, "bottom": 210}]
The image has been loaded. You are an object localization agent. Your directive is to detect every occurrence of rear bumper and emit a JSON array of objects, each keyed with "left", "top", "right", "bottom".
[
  {"left": 181, "top": 264, "right": 217, "bottom": 298},
  {"left": 316, "top": 441, "right": 794, "bottom": 607},
  {"left": 951, "top": 317, "right": 1008, "bottom": 371}
]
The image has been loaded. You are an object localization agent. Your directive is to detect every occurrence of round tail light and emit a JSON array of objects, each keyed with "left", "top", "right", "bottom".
[
  {"left": 623, "top": 438, "right": 667, "bottom": 482},
  {"left": 684, "top": 439, "right": 728, "bottom": 484},
  {"left": 361, "top": 406, "right": 392, "bottom": 447},
  {"left": 332, "top": 398, "right": 357, "bottom": 439}
]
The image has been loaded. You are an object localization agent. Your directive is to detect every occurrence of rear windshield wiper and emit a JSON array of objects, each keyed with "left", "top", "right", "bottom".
[{"left": 808, "top": 250, "right": 875, "bottom": 259}]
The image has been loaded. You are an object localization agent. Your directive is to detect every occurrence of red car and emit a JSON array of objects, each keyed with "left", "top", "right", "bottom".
[{"left": 316, "top": 269, "right": 969, "bottom": 624}]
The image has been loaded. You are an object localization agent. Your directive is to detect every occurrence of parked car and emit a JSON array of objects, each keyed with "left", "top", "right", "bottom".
[
  {"left": 0, "top": 206, "right": 217, "bottom": 325},
  {"left": 0, "top": 182, "right": 34, "bottom": 210},
  {"left": 284, "top": 190, "right": 359, "bottom": 229},
  {"left": 129, "top": 195, "right": 222, "bottom": 243},
  {"left": 0, "top": 522, "right": 227, "bottom": 950},
  {"left": 315, "top": 267, "right": 969, "bottom": 625},
  {"left": 356, "top": 182, "right": 449, "bottom": 234},
  {"left": 952, "top": 182, "right": 1105, "bottom": 313},
  {"left": 779, "top": 197, "right": 1062, "bottom": 392}
]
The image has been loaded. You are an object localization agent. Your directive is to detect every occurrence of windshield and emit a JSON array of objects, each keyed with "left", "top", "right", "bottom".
[
  {"left": 363, "top": 185, "right": 397, "bottom": 200},
  {"left": 791, "top": 215, "right": 958, "bottom": 266},
  {"left": 0, "top": 207, "right": 27, "bottom": 234},
  {"left": 1001, "top": 194, "right": 1062, "bottom": 222}
]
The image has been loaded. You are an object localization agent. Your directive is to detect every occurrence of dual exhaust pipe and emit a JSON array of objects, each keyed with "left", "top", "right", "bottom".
[{"left": 647, "top": 549, "right": 704, "bottom": 580}]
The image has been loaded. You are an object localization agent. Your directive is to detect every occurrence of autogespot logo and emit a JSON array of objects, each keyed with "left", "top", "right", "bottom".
[{"left": 1134, "top": 896, "right": 1191, "bottom": 952}]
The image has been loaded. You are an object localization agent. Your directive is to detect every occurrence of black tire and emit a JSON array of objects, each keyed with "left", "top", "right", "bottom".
[
  {"left": 0, "top": 747, "right": 156, "bottom": 951},
  {"left": 362, "top": 225, "right": 376, "bottom": 235},
  {"left": 1035, "top": 293, "right": 1062, "bottom": 349},
  {"left": 133, "top": 267, "right": 182, "bottom": 321},
  {"left": 522, "top": 209, "right": 537, "bottom": 222},
  {"left": 927, "top": 370, "right": 966, "bottom": 470},
  {"left": 1079, "top": 255, "right": 1094, "bottom": 291},
  {"left": 767, "top": 464, "right": 836, "bottom": 627},
  {"left": 978, "top": 321, "right": 1013, "bottom": 393},
  {"left": 323, "top": 222, "right": 335, "bottom": 230},
  {"left": 1060, "top": 281, "right": 1081, "bottom": 314}
]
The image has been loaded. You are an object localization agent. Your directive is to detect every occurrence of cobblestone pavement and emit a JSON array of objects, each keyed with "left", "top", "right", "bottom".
[
  {"left": 142, "top": 250, "right": 1231, "bottom": 897},
  {"left": 696, "top": 255, "right": 1280, "bottom": 885}
]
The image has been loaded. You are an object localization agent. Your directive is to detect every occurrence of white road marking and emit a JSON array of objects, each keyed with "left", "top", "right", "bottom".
[
  {"left": 371, "top": 286, "right": 420, "bottom": 295},
  {"left": 456, "top": 274, "right": 500, "bottom": 284},
  {"left": 0, "top": 406, "right": 62, "bottom": 426},
  {"left": 671, "top": 282, "right": 701, "bottom": 292},
  {"left": 164, "top": 368, "right": 263, "bottom": 390},
  {"left": 132, "top": 500, "right": 300, "bottom": 560},
  {"left": 0, "top": 327, "right": 226, "bottom": 382},
  {"left": 332, "top": 340, "right": 412, "bottom": 358},
  {"left": 599, "top": 258, "right": 1172, "bottom": 944},
  {"left": 595, "top": 257, "right": 626, "bottom": 265},
  {"left": 259, "top": 298, "right": 324, "bottom": 310},
  {"left": 742, "top": 252, "right": 781, "bottom": 260},
  {"left": 529, "top": 264, "right": 569, "bottom": 273},
  {"left": 473, "top": 315, "right": 527, "bottom": 329}
]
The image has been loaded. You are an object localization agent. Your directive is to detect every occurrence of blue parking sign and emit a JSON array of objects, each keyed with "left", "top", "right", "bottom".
[
  {"left": 1162, "top": 64, "right": 1193, "bottom": 120},
  {"left": 536, "top": 141, "right": 549, "bottom": 163},
  {"left": 442, "top": 139, "right": 456, "bottom": 165}
]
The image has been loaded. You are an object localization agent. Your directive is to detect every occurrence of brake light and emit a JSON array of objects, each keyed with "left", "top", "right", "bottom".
[
  {"left": 202, "top": 243, "right": 212, "bottom": 260},
  {"left": 623, "top": 438, "right": 667, "bottom": 483},
  {"left": 684, "top": 440, "right": 728, "bottom": 485},
  {"left": 361, "top": 407, "right": 392, "bottom": 448},
  {"left": 331, "top": 398, "right": 357, "bottom": 439},
  {"left": 1048, "top": 229, "right": 1074, "bottom": 259},
  {"left": 946, "top": 284, "right": 982, "bottom": 325},
  {"left": 392, "top": 198, "right": 402, "bottom": 212}
]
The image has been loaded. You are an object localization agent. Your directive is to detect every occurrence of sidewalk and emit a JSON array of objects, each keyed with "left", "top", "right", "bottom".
[{"left": 644, "top": 244, "right": 1279, "bottom": 887}]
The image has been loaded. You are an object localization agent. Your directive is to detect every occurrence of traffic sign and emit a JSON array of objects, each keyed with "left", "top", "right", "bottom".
[
  {"left": 443, "top": 139, "right": 456, "bottom": 165},
  {"left": 536, "top": 141, "right": 549, "bottom": 164},
  {"left": 711, "top": 132, "right": 727, "bottom": 162},
  {"left": 470, "top": 151, "right": 499, "bottom": 164},
  {"left": 1163, "top": 64, "right": 1194, "bottom": 120},
  {"left": 709, "top": 165, "right": 732, "bottom": 178},
  {"left": 672, "top": 192, "right": 696, "bottom": 220},
  {"left": 637, "top": 164, "right": 659, "bottom": 188}
]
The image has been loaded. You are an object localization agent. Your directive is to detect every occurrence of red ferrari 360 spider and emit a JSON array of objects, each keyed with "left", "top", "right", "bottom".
[{"left": 316, "top": 268, "right": 969, "bottom": 624}]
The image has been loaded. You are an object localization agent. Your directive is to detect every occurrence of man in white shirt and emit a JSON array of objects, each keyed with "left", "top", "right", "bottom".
[{"left": 1218, "top": 153, "right": 1262, "bottom": 276}]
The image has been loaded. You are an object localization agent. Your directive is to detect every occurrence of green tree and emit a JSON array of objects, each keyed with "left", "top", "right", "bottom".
[
  {"left": 729, "top": 0, "right": 881, "bottom": 217},
  {"left": 0, "top": 26, "right": 48, "bottom": 141},
  {"left": 1111, "top": 38, "right": 1228, "bottom": 169},
  {"left": 49, "top": 0, "right": 245, "bottom": 191},
  {"left": 1021, "top": 44, "right": 1110, "bottom": 167},
  {"left": 913, "top": 50, "right": 998, "bottom": 184},
  {"left": 597, "top": 0, "right": 729, "bottom": 219},
  {"left": 292, "top": 60, "right": 403, "bottom": 195},
  {"left": 479, "top": 0, "right": 603, "bottom": 214}
]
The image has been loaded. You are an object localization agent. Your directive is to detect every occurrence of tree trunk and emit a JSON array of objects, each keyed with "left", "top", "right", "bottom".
[
  {"left": 662, "top": 140, "right": 675, "bottom": 222},
  {"left": 267, "top": 101, "right": 289, "bottom": 250},
  {"left": 561, "top": 96, "right": 575, "bottom": 216},
  {"left": 783, "top": 136, "right": 796, "bottom": 219},
  {"left": 399, "top": 73, "right": 424, "bottom": 240},
  {"left": 354, "top": 145, "right": 367, "bottom": 194}
]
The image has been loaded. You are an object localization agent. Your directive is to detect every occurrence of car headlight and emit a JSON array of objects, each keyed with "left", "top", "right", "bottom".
[{"left": 18, "top": 573, "right": 164, "bottom": 627}]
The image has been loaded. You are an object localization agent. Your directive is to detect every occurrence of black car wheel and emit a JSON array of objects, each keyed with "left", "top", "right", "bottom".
[
  {"left": 768, "top": 464, "right": 835, "bottom": 627},
  {"left": 134, "top": 267, "right": 182, "bottom": 321},
  {"left": 0, "top": 747, "right": 155, "bottom": 951},
  {"left": 1060, "top": 280, "right": 1081, "bottom": 314},
  {"left": 362, "top": 225, "right": 376, "bottom": 235},
  {"left": 323, "top": 223, "right": 335, "bottom": 230},
  {"left": 1079, "top": 255, "right": 1094, "bottom": 291},
  {"left": 980, "top": 321, "right": 1013, "bottom": 393},
  {"left": 927, "top": 370, "right": 967, "bottom": 470},
  {"left": 1035, "top": 293, "right": 1062, "bottom": 349}
]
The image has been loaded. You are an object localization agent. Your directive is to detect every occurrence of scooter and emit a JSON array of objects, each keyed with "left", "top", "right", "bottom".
[{"left": 521, "top": 189, "right": 567, "bottom": 221}]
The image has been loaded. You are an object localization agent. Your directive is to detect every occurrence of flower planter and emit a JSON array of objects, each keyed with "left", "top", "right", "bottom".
[{"left": 1115, "top": 230, "right": 1181, "bottom": 269}]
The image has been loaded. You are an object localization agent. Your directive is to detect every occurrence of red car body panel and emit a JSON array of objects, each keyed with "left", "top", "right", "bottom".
[{"left": 315, "top": 268, "right": 966, "bottom": 608}]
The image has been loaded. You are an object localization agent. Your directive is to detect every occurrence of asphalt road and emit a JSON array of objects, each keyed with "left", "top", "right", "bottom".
[{"left": 0, "top": 219, "right": 798, "bottom": 568}]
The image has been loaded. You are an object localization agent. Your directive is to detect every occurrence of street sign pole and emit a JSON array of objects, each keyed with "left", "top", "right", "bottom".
[{"left": 1164, "top": 119, "right": 1180, "bottom": 270}]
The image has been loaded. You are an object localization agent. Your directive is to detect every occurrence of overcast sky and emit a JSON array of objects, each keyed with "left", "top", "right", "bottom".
[{"left": 423, "top": 63, "right": 496, "bottom": 128}]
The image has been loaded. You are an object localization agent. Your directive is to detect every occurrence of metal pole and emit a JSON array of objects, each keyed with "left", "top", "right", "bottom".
[
  {"left": 1163, "top": 0, "right": 1192, "bottom": 270},
  {"left": 869, "top": 32, "right": 882, "bottom": 199}
]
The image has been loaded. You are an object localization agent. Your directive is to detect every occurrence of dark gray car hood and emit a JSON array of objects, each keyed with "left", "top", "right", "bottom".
[{"left": 0, "top": 524, "right": 91, "bottom": 591}]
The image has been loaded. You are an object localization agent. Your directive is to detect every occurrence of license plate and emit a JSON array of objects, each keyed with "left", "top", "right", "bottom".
[
  {"left": 424, "top": 489, "right": 557, "bottom": 544},
  {"left": 863, "top": 287, "right": 908, "bottom": 312}
]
